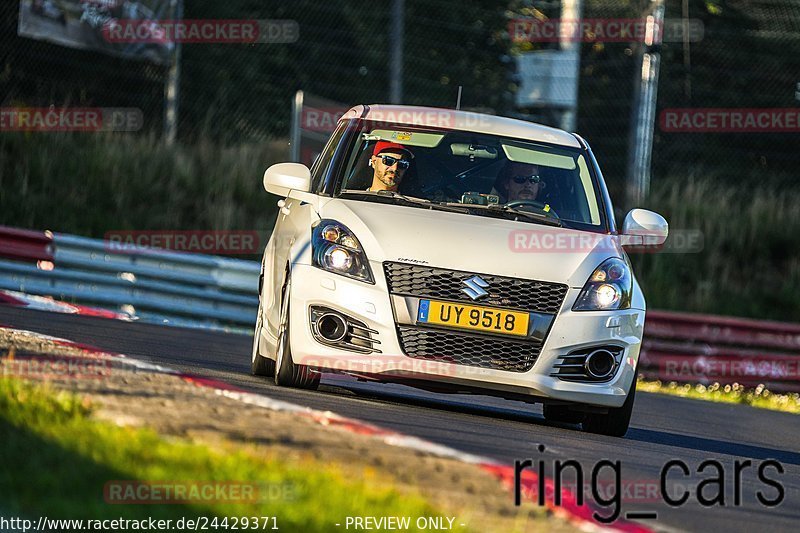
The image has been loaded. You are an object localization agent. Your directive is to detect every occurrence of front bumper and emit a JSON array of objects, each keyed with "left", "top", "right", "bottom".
[{"left": 288, "top": 262, "right": 645, "bottom": 408}]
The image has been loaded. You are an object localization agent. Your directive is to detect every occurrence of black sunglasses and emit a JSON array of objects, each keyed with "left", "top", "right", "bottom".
[
  {"left": 378, "top": 155, "right": 410, "bottom": 170},
  {"left": 511, "top": 174, "right": 541, "bottom": 184}
]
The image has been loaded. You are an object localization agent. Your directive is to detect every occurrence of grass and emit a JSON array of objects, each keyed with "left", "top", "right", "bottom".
[
  {"left": 0, "top": 377, "right": 451, "bottom": 530},
  {"left": 638, "top": 378, "right": 800, "bottom": 414},
  {"left": 629, "top": 177, "right": 800, "bottom": 321},
  {"left": 0, "top": 133, "right": 284, "bottom": 243}
]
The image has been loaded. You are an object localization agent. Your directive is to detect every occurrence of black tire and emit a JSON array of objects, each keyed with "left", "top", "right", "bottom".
[
  {"left": 582, "top": 374, "right": 637, "bottom": 437},
  {"left": 274, "top": 275, "right": 320, "bottom": 389},
  {"left": 251, "top": 308, "right": 275, "bottom": 377},
  {"left": 543, "top": 404, "right": 585, "bottom": 425}
]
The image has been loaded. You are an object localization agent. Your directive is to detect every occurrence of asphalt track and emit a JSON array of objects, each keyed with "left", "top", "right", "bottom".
[{"left": 2, "top": 305, "right": 798, "bottom": 533}]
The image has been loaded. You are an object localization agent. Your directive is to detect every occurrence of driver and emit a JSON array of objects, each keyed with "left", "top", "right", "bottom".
[
  {"left": 496, "top": 161, "right": 542, "bottom": 203},
  {"left": 367, "top": 141, "right": 413, "bottom": 192}
]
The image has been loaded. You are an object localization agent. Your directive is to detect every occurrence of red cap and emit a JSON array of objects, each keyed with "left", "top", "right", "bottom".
[{"left": 373, "top": 141, "right": 413, "bottom": 158}]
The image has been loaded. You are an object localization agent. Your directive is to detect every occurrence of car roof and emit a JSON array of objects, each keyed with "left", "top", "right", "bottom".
[{"left": 339, "top": 104, "right": 582, "bottom": 149}]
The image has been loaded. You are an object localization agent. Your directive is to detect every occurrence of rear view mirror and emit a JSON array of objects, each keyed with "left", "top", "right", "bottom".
[
  {"left": 263, "top": 163, "right": 311, "bottom": 197},
  {"left": 450, "top": 143, "right": 498, "bottom": 159},
  {"left": 620, "top": 209, "right": 668, "bottom": 247}
]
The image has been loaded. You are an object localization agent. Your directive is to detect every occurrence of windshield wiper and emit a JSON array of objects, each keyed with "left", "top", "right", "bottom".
[
  {"left": 441, "top": 202, "right": 562, "bottom": 227},
  {"left": 339, "top": 190, "right": 472, "bottom": 214},
  {"left": 488, "top": 204, "right": 562, "bottom": 227}
]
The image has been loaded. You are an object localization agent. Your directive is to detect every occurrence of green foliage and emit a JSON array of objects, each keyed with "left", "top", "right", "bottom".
[
  {"left": 631, "top": 177, "right": 800, "bottom": 321},
  {"left": 0, "top": 378, "right": 446, "bottom": 528},
  {"left": 0, "top": 133, "right": 283, "bottom": 240},
  {"left": 638, "top": 379, "right": 800, "bottom": 414}
]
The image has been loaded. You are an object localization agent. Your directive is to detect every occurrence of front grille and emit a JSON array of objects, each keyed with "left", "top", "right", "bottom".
[
  {"left": 384, "top": 262, "right": 567, "bottom": 313},
  {"left": 396, "top": 325, "right": 541, "bottom": 373}
]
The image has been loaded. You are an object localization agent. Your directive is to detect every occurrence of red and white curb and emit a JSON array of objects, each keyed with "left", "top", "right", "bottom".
[
  {"left": 0, "top": 289, "right": 250, "bottom": 334},
  {"left": 0, "top": 289, "right": 132, "bottom": 321},
  {"left": 1, "top": 325, "right": 652, "bottom": 533}
]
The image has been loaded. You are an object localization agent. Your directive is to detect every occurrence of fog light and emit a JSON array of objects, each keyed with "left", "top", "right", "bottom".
[
  {"left": 585, "top": 349, "right": 616, "bottom": 379},
  {"left": 316, "top": 313, "right": 348, "bottom": 342}
]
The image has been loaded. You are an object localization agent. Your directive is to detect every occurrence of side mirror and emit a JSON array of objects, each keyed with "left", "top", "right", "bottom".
[
  {"left": 621, "top": 209, "right": 668, "bottom": 247},
  {"left": 263, "top": 163, "right": 311, "bottom": 197}
]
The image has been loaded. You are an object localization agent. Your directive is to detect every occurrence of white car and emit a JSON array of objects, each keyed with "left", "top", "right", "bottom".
[{"left": 252, "top": 105, "right": 667, "bottom": 437}]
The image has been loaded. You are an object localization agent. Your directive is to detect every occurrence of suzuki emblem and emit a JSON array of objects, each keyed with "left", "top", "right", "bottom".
[{"left": 462, "top": 275, "right": 490, "bottom": 300}]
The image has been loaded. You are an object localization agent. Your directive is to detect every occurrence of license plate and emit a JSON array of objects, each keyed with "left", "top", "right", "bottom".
[{"left": 417, "top": 299, "right": 529, "bottom": 337}]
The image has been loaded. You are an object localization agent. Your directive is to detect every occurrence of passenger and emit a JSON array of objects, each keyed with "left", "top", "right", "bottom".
[{"left": 495, "top": 161, "right": 542, "bottom": 203}]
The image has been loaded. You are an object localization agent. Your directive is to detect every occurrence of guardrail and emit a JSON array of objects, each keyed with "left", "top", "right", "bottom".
[
  {"left": 0, "top": 226, "right": 53, "bottom": 264},
  {"left": 0, "top": 229, "right": 260, "bottom": 329},
  {"left": 640, "top": 310, "right": 800, "bottom": 393}
]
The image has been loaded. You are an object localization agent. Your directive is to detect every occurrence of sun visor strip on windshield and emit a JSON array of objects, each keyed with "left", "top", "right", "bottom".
[
  {"left": 502, "top": 144, "right": 577, "bottom": 170},
  {"left": 367, "top": 129, "right": 445, "bottom": 149}
]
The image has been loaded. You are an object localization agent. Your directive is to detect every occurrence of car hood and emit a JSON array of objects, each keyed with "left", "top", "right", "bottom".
[{"left": 319, "top": 198, "right": 623, "bottom": 288}]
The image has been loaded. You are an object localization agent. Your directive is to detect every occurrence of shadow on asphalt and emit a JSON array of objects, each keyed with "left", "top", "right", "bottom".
[
  {"left": 626, "top": 428, "right": 800, "bottom": 466},
  {"left": 320, "top": 381, "right": 587, "bottom": 430}
]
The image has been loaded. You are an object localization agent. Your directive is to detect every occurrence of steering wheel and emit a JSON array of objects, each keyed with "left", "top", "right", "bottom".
[{"left": 506, "top": 200, "right": 560, "bottom": 219}]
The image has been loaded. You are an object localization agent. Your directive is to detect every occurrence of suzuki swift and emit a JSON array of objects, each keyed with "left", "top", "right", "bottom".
[{"left": 251, "top": 105, "right": 667, "bottom": 437}]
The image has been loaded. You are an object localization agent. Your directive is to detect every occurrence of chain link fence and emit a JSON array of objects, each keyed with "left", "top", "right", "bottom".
[
  {"left": 2, "top": 0, "right": 800, "bottom": 194},
  {"left": 653, "top": 0, "right": 800, "bottom": 188},
  {"left": 2, "top": 1, "right": 169, "bottom": 133}
]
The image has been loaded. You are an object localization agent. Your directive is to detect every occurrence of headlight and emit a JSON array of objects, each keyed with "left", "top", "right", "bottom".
[
  {"left": 572, "top": 258, "right": 632, "bottom": 311},
  {"left": 311, "top": 220, "right": 374, "bottom": 283}
]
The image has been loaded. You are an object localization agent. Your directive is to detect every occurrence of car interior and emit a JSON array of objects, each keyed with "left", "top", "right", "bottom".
[{"left": 340, "top": 129, "right": 599, "bottom": 225}]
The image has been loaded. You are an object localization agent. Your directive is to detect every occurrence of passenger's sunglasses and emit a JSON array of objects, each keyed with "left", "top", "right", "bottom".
[
  {"left": 511, "top": 175, "right": 541, "bottom": 184},
  {"left": 378, "top": 155, "right": 411, "bottom": 170}
]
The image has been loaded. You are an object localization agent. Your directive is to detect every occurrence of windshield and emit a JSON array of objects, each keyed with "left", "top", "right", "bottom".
[{"left": 333, "top": 120, "right": 606, "bottom": 231}]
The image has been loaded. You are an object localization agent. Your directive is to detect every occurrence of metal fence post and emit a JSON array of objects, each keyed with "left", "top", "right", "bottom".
[
  {"left": 626, "top": 0, "right": 664, "bottom": 207},
  {"left": 389, "top": 0, "right": 405, "bottom": 104},
  {"left": 163, "top": 0, "right": 183, "bottom": 145}
]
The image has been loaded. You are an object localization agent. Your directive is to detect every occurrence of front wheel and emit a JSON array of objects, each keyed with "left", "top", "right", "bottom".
[
  {"left": 274, "top": 275, "right": 320, "bottom": 389},
  {"left": 582, "top": 374, "right": 637, "bottom": 437},
  {"left": 251, "top": 306, "right": 275, "bottom": 377}
]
